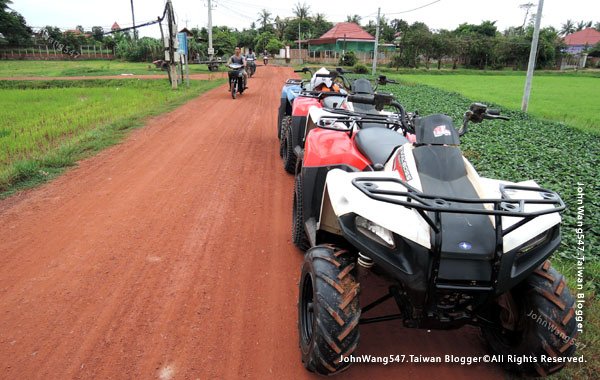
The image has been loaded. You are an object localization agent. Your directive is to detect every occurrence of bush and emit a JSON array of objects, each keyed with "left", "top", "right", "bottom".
[
  {"left": 339, "top": 51, "right": 357, "bottom": 66},
  {"left": 265, "top": 38, "right": 284, "bottom": 55},
  {"left": 353, "top": 63, "right": 368, "bottom": 74}
]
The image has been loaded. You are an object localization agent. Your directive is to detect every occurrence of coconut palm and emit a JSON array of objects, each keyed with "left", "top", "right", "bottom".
[
  {"left": 293, "top": 2, "right": 310, "bottom": 20},
  {"left": 575, "top": 20, "right": 592, "bottom": 31},
  {"left": 257, "top": 9, "right": 272, "bottom": 32},
  {"left": 560, "top": 20, "right": 575, "bottom": 36}
]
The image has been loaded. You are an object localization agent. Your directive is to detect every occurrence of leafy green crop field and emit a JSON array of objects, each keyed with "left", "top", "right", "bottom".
[
  {"left": 390, "top": 73, "right": 600, "bottom": 135},
  {"left": 0, "top": 60, "right": 214, "bottom": 77},
  {"left": 386, "top": 81, "right": 599, "bottom": 379},
  {"left": 0, "top": 79, "right": 224, "bottom": 195}
]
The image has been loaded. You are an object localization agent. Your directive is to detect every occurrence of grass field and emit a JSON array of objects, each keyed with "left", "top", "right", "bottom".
[
  {"left": 389, "top": 73, "right": 600, "bottom": 134},
  {"left": 0, "top": 60, "right": 216, "bottom": 77},
  {"left": 0, "top": 79, "right": 224, "bottom": 195}
]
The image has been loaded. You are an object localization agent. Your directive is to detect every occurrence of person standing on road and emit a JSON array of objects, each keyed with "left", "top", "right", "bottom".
[{"left": 229, "top": 46, "right": 248, "bottom": 89}]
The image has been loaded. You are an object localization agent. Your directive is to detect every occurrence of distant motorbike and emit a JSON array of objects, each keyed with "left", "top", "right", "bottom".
[
  {"left": 263, "top": 55, "right": 269, "bottom": 66},
  {"left": 228, "top": 63, "right": 246, "bottom": 99},
  {"left": 246, "top": 57, "right": 256, "bottom": 77}
]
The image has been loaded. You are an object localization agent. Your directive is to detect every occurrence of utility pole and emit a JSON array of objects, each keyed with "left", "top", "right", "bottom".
[
  {"left": 371, "top": 7, "right": 381, "bottom": 75},
  {"left": 130, "top": 0, "right": 137, "bottom": 40},
  {"left": 521, "top": 0, "right": 543, "bottom": 112},
  {"left": 167, "top": 0, "right": 177, "bottom": 89},
  {"left": 207, "top": 0, "right": 214, "bottom": 61},
  {"left": 298, "top": 22, "right": 301, "bottom": 53}
]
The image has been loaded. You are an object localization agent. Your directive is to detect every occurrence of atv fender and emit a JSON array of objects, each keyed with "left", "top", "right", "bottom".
[{"left": 320, "top": 169, "right": 432, "bottom": 249}]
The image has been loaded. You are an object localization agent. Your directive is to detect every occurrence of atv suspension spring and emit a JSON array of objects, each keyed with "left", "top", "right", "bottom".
[{"left": 357, "top": 252, "right": 374, "bottom": 269}]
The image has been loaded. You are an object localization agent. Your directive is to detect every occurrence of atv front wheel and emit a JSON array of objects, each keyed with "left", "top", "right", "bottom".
[
  {"left": 481, "top": 260, "right": 577, "bottom": 377},
  {"left": 279, "top": 116, "right": 291, "bottom": 157},
  {"left": 283, "top": 124, "right": 296, "bottom": 174},
  {"left": 299, "top": 246, "right": 360, "bottom": 375},
  {"left": 292, "top": 174, "right": 310, "bottom": 251}
]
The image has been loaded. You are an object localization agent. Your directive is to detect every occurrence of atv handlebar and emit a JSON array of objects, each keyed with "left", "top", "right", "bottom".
[
  {"left": 294, "top": 67, "right": 313, "bottom": 76},
  {"left": 458, "top": 103, "right": 510, "bottom": 136},
  {"left": 347, "top": 93, "right": 411, "bottom": 132}
]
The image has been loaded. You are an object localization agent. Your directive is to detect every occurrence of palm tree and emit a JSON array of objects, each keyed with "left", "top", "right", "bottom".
[
  {"left": 274, "top": 16, "right": 287, "bottom": 40},
  {"left": 575, "top": 20, "right": 592, "bottom": 31},
  {"left": 293, "top": 2, "right": 310, "bottom": 20},
  {"left": 595, "top": 22, "right": 600, "bottom": 32},
  {"left": 560, "top": 19, "right": 575, "bottom": 36},
  {"left": 257, "top": 9, "right": 272, "bottom": 32},
  {"left": 346, "top": 15, "right": 361, "bottom": 25}
]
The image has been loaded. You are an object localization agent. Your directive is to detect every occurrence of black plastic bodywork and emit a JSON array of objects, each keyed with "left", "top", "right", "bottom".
[
  {"left": 290, "top": 115, "right": 308, "bottom": 152},
  {"left": 301, "top": 164, "right": 362, "bottom": 235},
  {"left": 414, "top": 114, "right": 460, "bottom": 145}
]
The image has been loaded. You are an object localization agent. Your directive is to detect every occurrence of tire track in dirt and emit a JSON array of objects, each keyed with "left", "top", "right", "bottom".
[{"left": 0, "top": 66, "right": 504, "bottom": 379}]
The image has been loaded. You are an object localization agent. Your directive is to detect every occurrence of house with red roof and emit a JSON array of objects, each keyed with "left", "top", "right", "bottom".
[
  {"left": 563, "top": 28, "right": 600, "bottom": 54},
  {"left": 306, "top": 22, "right": 376, "bottom": 53}
]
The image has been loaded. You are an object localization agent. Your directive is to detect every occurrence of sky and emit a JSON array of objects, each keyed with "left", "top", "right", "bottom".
[{"left": 10, "top": 0, "right": 600, "bottom": 38}]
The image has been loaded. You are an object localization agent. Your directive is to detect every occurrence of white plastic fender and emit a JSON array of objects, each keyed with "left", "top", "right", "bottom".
[{"left": 322, "top": 169, "right": 432, "bottom": 249}]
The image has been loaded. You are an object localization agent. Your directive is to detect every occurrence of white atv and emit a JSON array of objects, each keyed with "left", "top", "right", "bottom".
[{"left": 295, "top": 95, "right": 577, "bottom": 377}]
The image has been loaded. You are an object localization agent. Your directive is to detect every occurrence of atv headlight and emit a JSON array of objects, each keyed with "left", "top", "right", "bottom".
[
  {"left": 516, "top": 230, "right": 551, "bottom": 256},
  {"left": 355, "top": 216, "right": 395, "bottom": 248}
]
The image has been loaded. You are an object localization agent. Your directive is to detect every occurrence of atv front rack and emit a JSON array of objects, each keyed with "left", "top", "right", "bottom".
[
  {"left": 352, "top": 177, "right": 565, "bottom": 312},
  {"left": 352, "top": 177, "right": 565, "bottom": 236}
]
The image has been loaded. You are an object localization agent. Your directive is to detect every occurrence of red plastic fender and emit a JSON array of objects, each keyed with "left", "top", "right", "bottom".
[
  {"left": 292, "top": 96, "right": 321, "bottom": 117},
  {"left": 303, "top": 128, "right": 371, "bottom": 170}
]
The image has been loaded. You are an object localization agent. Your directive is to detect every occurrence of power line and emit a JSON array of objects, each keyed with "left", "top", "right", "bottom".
[
  {"left": 386, "top": 0, "right": 442, "bottom": 15},
  {"left": 218, "top": 2, "right": 256, "bottom": 22}
]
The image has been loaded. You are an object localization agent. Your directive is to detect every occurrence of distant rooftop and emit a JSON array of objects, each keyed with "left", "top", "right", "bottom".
[
  {"left": 564, "top": 28, "right": 600, "bottom": 46},
  {"left": 307, "top": 22, "right": 374, "bottom": 45}
]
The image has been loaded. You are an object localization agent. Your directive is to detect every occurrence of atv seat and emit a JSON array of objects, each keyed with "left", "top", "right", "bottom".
[
  {"left": 352, "top": 78, "right": 374, "bottom": 94},
  {"left": 351, "top": 78, "right": 377, "bottom": 113},
  {"left": 355, "top": 128, "right": 409, "bottom": 166}
]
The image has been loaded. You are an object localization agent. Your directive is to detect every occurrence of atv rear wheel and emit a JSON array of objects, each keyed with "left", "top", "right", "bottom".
[
  {"left": 481, "top": 260, "right": 577, "bottom": 377},
  {"left": 283, "top": 124, "right": 296, "bottom": 174},
  {"left": 279, "top": 116, "right": 291, "bottom": 157},
  {"left": 299, "top": 246, "right": 360, "bottom": 375},
  {"left": 292, "top": 174, "right": 310, "bottom": 251}
]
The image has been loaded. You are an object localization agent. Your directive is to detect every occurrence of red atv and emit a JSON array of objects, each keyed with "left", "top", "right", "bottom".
[{"left": 281, "top": 69, "right": 396, "bottom": 174}]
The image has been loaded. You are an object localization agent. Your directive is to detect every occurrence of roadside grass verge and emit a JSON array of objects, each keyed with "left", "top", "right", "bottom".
[
  {"left": 0, "top": 60, "right": 213, "bottom": 77},
  {"left": 386, "top": 73, "right": 600, "bottom": 135},
  {"left": 0, "top": 78, "right": 225, "bottom": 196}
]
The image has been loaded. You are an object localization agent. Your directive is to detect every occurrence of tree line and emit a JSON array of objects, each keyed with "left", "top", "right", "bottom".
[{"left": 1, "top": 0, "right": 599, "bottom": 68}]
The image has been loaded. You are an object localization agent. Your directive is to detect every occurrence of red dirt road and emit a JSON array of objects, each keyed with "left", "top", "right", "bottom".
[{"left": 0, "top": 66, "right": 504, "bottom": 379}]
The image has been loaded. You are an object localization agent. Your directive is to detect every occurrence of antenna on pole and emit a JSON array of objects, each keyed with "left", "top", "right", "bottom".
[
  {"left": 371, "top": 7, "right": 381, "bottom": 75},
  {"left": 521, "top": 0, "right": 543, "bottom": 112}
]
